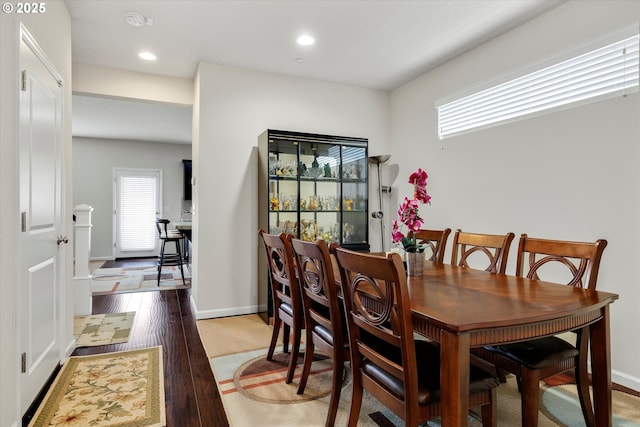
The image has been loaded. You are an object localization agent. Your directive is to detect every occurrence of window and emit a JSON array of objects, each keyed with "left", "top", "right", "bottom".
[
  {"left": 114, "top": 169, "right": 162, "bottom": 257},
  {"left": 436, "top": 32, "right": 639, "bottom": 139}
]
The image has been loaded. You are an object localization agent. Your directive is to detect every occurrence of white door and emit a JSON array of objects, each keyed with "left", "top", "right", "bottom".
[
  {"left": 18, "top": 27, "right": 65, "bottom": 414},
  {"left": 114, "top": 169, "right": 162, "bottom": 258}
]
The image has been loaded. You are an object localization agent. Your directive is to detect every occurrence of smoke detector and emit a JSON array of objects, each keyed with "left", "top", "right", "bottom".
[{"left": 125, "top": 11, "right": 152, "bottom": 27}]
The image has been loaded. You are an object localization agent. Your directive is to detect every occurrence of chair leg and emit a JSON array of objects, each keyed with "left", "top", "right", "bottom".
[
  {"left": 157, "top": 240, "right": 166, "bottom": 286},
  {"left": 496, "top": 367, "right": 508, "bottom": 383},
  {"left": 174, "top": 240, "right": 186, "bottom": 285},
  {"left": 576, "top": 329, "right": 596, "bottom": 427},
  {"left": 285, "top": 320, "right": 302, "bottom": 384},
  {"left": 347, "top": 376, "right": 364, "bottom": 427},
  {"left": 325, "top": 356, "right": 344, "bottom": 427},
  {"left": 520, "top": 369, "right": 541, "bottom": 427},
  {"left": 282, "top": 322, "right": 291, "bottom": 354},
  {"left": 297, "top": 331, "right": 315, "bottom": 394},
  {"left": 481, "top": 387, "right": 497, "bottom": 427},
  {"left": 266, "top": 315, "right": 281, "bottom": 361}
]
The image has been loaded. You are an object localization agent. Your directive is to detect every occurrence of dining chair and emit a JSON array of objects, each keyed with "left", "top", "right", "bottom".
[
  {"left": 155, "top": 219, "right": 187, "bottom": 286},
  {"left": 472, "top": 234, "right": 608, "bottom": 427},
  {"left": 258, "top": 230, "right": 304, "bottom": 384},
  {"left": 290, "top": 238, "right": 349, "bottom": 427},
  {"left": 411, "top": 228, "right": 452, "bottom": 263},
  {"left": 450, "top": 229, "right": 515, "bottom": 273},
  {"left": 331, "top": 246, "right": 500, "bottom": 427}
]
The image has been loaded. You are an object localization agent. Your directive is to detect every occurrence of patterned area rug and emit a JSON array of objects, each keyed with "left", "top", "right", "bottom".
[
  {"left": 28, "top": 346, "right": 165, "bottom": 427},
  {"left": 200, "top": 315, "right": 640, "bottom": 427},
  {"left": 74, "top": 312, "right": 135, "bottom": 347},
  {"left": 92, "top": 265, "right": 190, "bottom": 295}
]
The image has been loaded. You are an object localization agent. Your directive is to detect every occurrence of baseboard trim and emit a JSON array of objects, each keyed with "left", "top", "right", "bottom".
[
  {"left": 194, "top": 304, "right": 258, "bottom": 320},
  {"left": 90, "top": 256, "right": 114, "bottom": 261},
  {"left": 612, "top": 368, "right": 640, "bottom": 393}
]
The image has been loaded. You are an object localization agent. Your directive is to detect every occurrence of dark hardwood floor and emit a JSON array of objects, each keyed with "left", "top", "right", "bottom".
[
  {"left": 23, "top": 258, "right": 228, "bottom": 427},
  {"left": 75, "top": 289, "right": 228, "bottom": 426}
]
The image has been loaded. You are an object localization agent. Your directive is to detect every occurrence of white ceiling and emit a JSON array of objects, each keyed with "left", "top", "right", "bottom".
[{"left": 65, "top": 0, "right": 563, "bottom": 144}]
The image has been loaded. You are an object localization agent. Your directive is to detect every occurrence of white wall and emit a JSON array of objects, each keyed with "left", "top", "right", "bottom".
[
  {"left": 73, "top": 137, "right": 192, "bottom": 259},
  {"left": 192, "top": 62, "right": 389, "bottom": 318},
  {"left": 389, "top": 0, "right": 640, "bottom": 391},
  {"left": 73, "top": 63, "right": 193, "bottom": 106},
  {"left": 0, "top": 3, "right": 72, "bottom": 425}
]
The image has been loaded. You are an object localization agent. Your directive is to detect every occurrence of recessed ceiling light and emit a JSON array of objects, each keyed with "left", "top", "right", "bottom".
[
  {"left": 296, "top": 35, "right": 315, "bottom": 46},
  {"left": 138, "top": 51, "right": 157, "bottom": 61}
]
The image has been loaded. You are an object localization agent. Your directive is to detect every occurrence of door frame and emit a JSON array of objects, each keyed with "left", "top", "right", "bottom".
[{"left": 113, "top": 167, "right": 163, "bottom": 258}]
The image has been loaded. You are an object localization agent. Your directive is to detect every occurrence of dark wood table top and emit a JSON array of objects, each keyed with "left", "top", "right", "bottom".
[{"left": 406, "top": 262, "right": 618, "bottom": 335}]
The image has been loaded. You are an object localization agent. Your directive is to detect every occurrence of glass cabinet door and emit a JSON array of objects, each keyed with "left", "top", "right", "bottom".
[
  {"left": 340, "top": 144, "right": 368, "bottom": 250},
  {"left": 298, "top": 141, "right": 341, "bottom": 243},
  {"left": 267, "top": 139, "right": 298, "bottom": 235}
]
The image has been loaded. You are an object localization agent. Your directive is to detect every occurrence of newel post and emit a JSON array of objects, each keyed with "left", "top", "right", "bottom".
[{"left": 73, "top": 204, "right": 93, "bottom": 315}]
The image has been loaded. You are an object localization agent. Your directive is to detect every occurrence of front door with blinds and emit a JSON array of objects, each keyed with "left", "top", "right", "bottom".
[{"left": 114, "top": 169, "right": 162, "bottom": 258}]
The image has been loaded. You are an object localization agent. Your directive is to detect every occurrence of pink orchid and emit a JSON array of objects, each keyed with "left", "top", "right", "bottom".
[{"left": 392, "top": 168, "right": 432, "bottom": 252}]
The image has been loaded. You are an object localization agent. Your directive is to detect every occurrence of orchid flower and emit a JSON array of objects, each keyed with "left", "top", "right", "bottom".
[{"left": 392, "top": 168, "right": 431, "bottom": 252}]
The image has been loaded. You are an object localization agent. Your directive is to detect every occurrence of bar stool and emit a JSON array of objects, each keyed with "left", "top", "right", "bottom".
[{"left": 155, "top": 219, "right": 186, "bottom": 286}]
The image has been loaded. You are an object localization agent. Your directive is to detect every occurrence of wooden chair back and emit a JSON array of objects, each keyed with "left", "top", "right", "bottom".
[
  {"left": 290, "top": 238, "right": 344, "bottom": 349},
  {"left": 290, "top": 238, "right": 348, "bottom": 424},
  {"left": 258, "top": 229, "right": 304, "bottom": 383},
  {"left": 332, "top": 246, "right": 421, "bottom": 423},
  {"left": 412, "top": 228, "right": 451, "bottom": 263},
  {"left": 515, "top": 234, "right": 608, "bottom": 290},
  {"left": 451, "top": 229, "right": 515, "bottom": 273},
  {"left": 258, "top": 230, "right": 301, "bottom": 317}
]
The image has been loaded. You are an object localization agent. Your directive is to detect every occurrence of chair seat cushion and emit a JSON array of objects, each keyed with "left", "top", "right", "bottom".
[
  {"left": 485, "top": 336, "right": 579, "bottom": 369},
  {"left": 313, "top": 324, "right": 334, "bottom": 346},
  {"left": 312, "top": 324, "right": 349, "bottom": 351},
  {"left": 362, "top": 341, "right": 499, "bottom": 405},
  {"left": 279, "top": 302, "right": 294, "bottom": 317}
]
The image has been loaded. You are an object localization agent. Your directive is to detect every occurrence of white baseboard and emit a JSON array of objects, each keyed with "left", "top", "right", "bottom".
[
  {"left": 90, "top": 256, "right": 114, "bottom": 261},
  {"left": 612, "top": 368, "right": 640, "bottom": 392},
  {"left": 194, "top": 304, "right": 258, "bottom": 320}
]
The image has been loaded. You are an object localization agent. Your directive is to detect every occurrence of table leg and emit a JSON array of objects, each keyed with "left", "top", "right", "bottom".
[
  {"left": 441, "top": 331, "right": 470, "bottom": 427},
  {"left": 590, "top": 305, "right": 612, "bottom": 427}
]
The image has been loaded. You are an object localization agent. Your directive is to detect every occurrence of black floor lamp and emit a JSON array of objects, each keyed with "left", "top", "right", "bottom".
[{"left": 368, "top": 154, "right": 390, "bottom": 251}]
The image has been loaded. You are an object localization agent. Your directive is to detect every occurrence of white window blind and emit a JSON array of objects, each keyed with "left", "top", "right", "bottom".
[
  {"left": 437, "top": 33, "right": 639, "bottom": 139},
  {"left": 118, "top": 175, "right": 158, "bottom": 252}
]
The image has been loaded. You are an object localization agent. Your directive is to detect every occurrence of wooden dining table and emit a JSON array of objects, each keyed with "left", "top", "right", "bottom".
[{"left": 405, "top": 262, "right": 619, "bottom": 427}]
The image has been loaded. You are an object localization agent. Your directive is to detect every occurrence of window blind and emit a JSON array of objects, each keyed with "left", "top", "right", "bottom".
[
  {"left": 118, "top": 175, "right": 158, "bottom": 252},
  {"left": 437, "top": 34, "right": 639, "bottom": 139}
]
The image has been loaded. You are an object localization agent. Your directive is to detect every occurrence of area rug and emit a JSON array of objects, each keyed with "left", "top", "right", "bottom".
[
  {"left": 74, "top": 312, "right": 135, "bottom": 347},
  {"left": 28, "top": 346, "right": 165, "bottom": 427},
  {"left": 541, "top": 383, "right": 640, "bottom": 426},
  {"left": 200, "top": 315, "right": 640, "bottom": 427},
  {"left": 92, "top": 265, "right": 190, "bottom": 295}
]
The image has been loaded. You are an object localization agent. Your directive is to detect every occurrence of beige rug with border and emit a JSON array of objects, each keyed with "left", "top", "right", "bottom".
[
  {"left": 198, "top": 314, "right": 640, "bottom": 427},
  {"left": 73, "top": 311, "right": 135, "bottom": 347},
  {"left": 92, "top": 266, "right": 190, "bottom": 295},
  {"left": 28, "top": 346, "right": 165, "bottom": 427}
]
